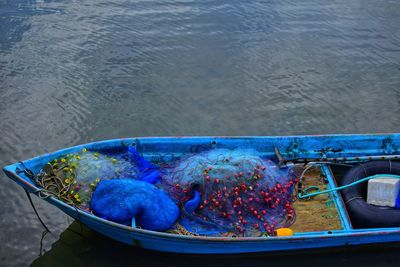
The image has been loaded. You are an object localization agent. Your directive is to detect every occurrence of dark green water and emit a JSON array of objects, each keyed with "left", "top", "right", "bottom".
[{"left": 1, "top": 0, "right": 400, "bottom": 265}]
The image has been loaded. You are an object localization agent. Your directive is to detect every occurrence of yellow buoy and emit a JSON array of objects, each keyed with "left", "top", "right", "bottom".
[{"left": 275, "top": 228, "right": 294, "bottom": 236}]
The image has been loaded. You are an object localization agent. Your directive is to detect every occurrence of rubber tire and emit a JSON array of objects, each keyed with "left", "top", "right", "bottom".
[{"left": 341, "top": 161, "right": 400, "bottom": 228}]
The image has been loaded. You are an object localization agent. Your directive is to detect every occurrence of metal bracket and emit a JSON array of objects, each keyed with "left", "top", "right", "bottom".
[{"left": 274, "top": 147, "right": 295, "bottom": 168}]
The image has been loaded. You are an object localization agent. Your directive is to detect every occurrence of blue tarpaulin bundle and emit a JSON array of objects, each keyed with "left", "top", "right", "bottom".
[{"left": 91, "top": 179, "right": 179, "bottom": 231}]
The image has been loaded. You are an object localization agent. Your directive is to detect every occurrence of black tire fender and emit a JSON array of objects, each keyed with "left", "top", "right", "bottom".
[{"left": 341, "top": 161, "right": 400, "bottom": 228}]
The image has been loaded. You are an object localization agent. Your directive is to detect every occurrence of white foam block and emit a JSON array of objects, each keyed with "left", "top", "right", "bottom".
[{"left": 367, "top": 177, "right": 400, "bottom": 207}]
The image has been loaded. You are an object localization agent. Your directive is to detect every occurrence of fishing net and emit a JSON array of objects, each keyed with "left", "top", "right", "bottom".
[
  {"left": 160, "top": 149, "right": 298, "bottom": 236},
  {"left": 37, "top": 147, "right": 298, "bottom": 236},
  {"left": 37, "top": 149, "right": 138, "bottom": 210}
]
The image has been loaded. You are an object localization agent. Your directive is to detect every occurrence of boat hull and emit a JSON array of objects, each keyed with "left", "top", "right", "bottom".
[{"left": 4, "top": 134, "right": 400, "bottom": 254}]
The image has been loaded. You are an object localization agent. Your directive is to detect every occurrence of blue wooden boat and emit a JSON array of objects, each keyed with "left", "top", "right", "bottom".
[{"left": 3, "top": 134, "right": 400, "bottom": 254}]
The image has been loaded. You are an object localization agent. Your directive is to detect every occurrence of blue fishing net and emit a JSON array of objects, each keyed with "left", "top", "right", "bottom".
[
  {"left": 160, "top": 149, "right": 298, "bottom": 236},
  {"left": 69, "top": 151, "right": 138, "bottom": 182}
]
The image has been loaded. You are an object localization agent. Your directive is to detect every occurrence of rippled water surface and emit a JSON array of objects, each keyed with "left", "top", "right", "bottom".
[{"left": 1, "top": 0, "right": 400, "bottom": 266}]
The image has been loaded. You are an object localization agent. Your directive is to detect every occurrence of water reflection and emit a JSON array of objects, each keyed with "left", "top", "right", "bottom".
[{"left": 30, "top": 222, "right": 400, "bottom": 267}]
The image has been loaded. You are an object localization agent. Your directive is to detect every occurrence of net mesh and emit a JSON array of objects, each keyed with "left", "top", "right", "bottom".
[
  {"left": 160, "top": 149, "right": 298, "bottom": 236},
  {"left": 38, "top": 147, "right": 298, "bottom": 236},
  {"left": 38, "top": 150, "right": 138, "bottom": 210}
]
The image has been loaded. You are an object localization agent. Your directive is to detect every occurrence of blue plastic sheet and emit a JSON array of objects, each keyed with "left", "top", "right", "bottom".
[{"left": 91, "top": 179, "right": 179, "bottom": 231}]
